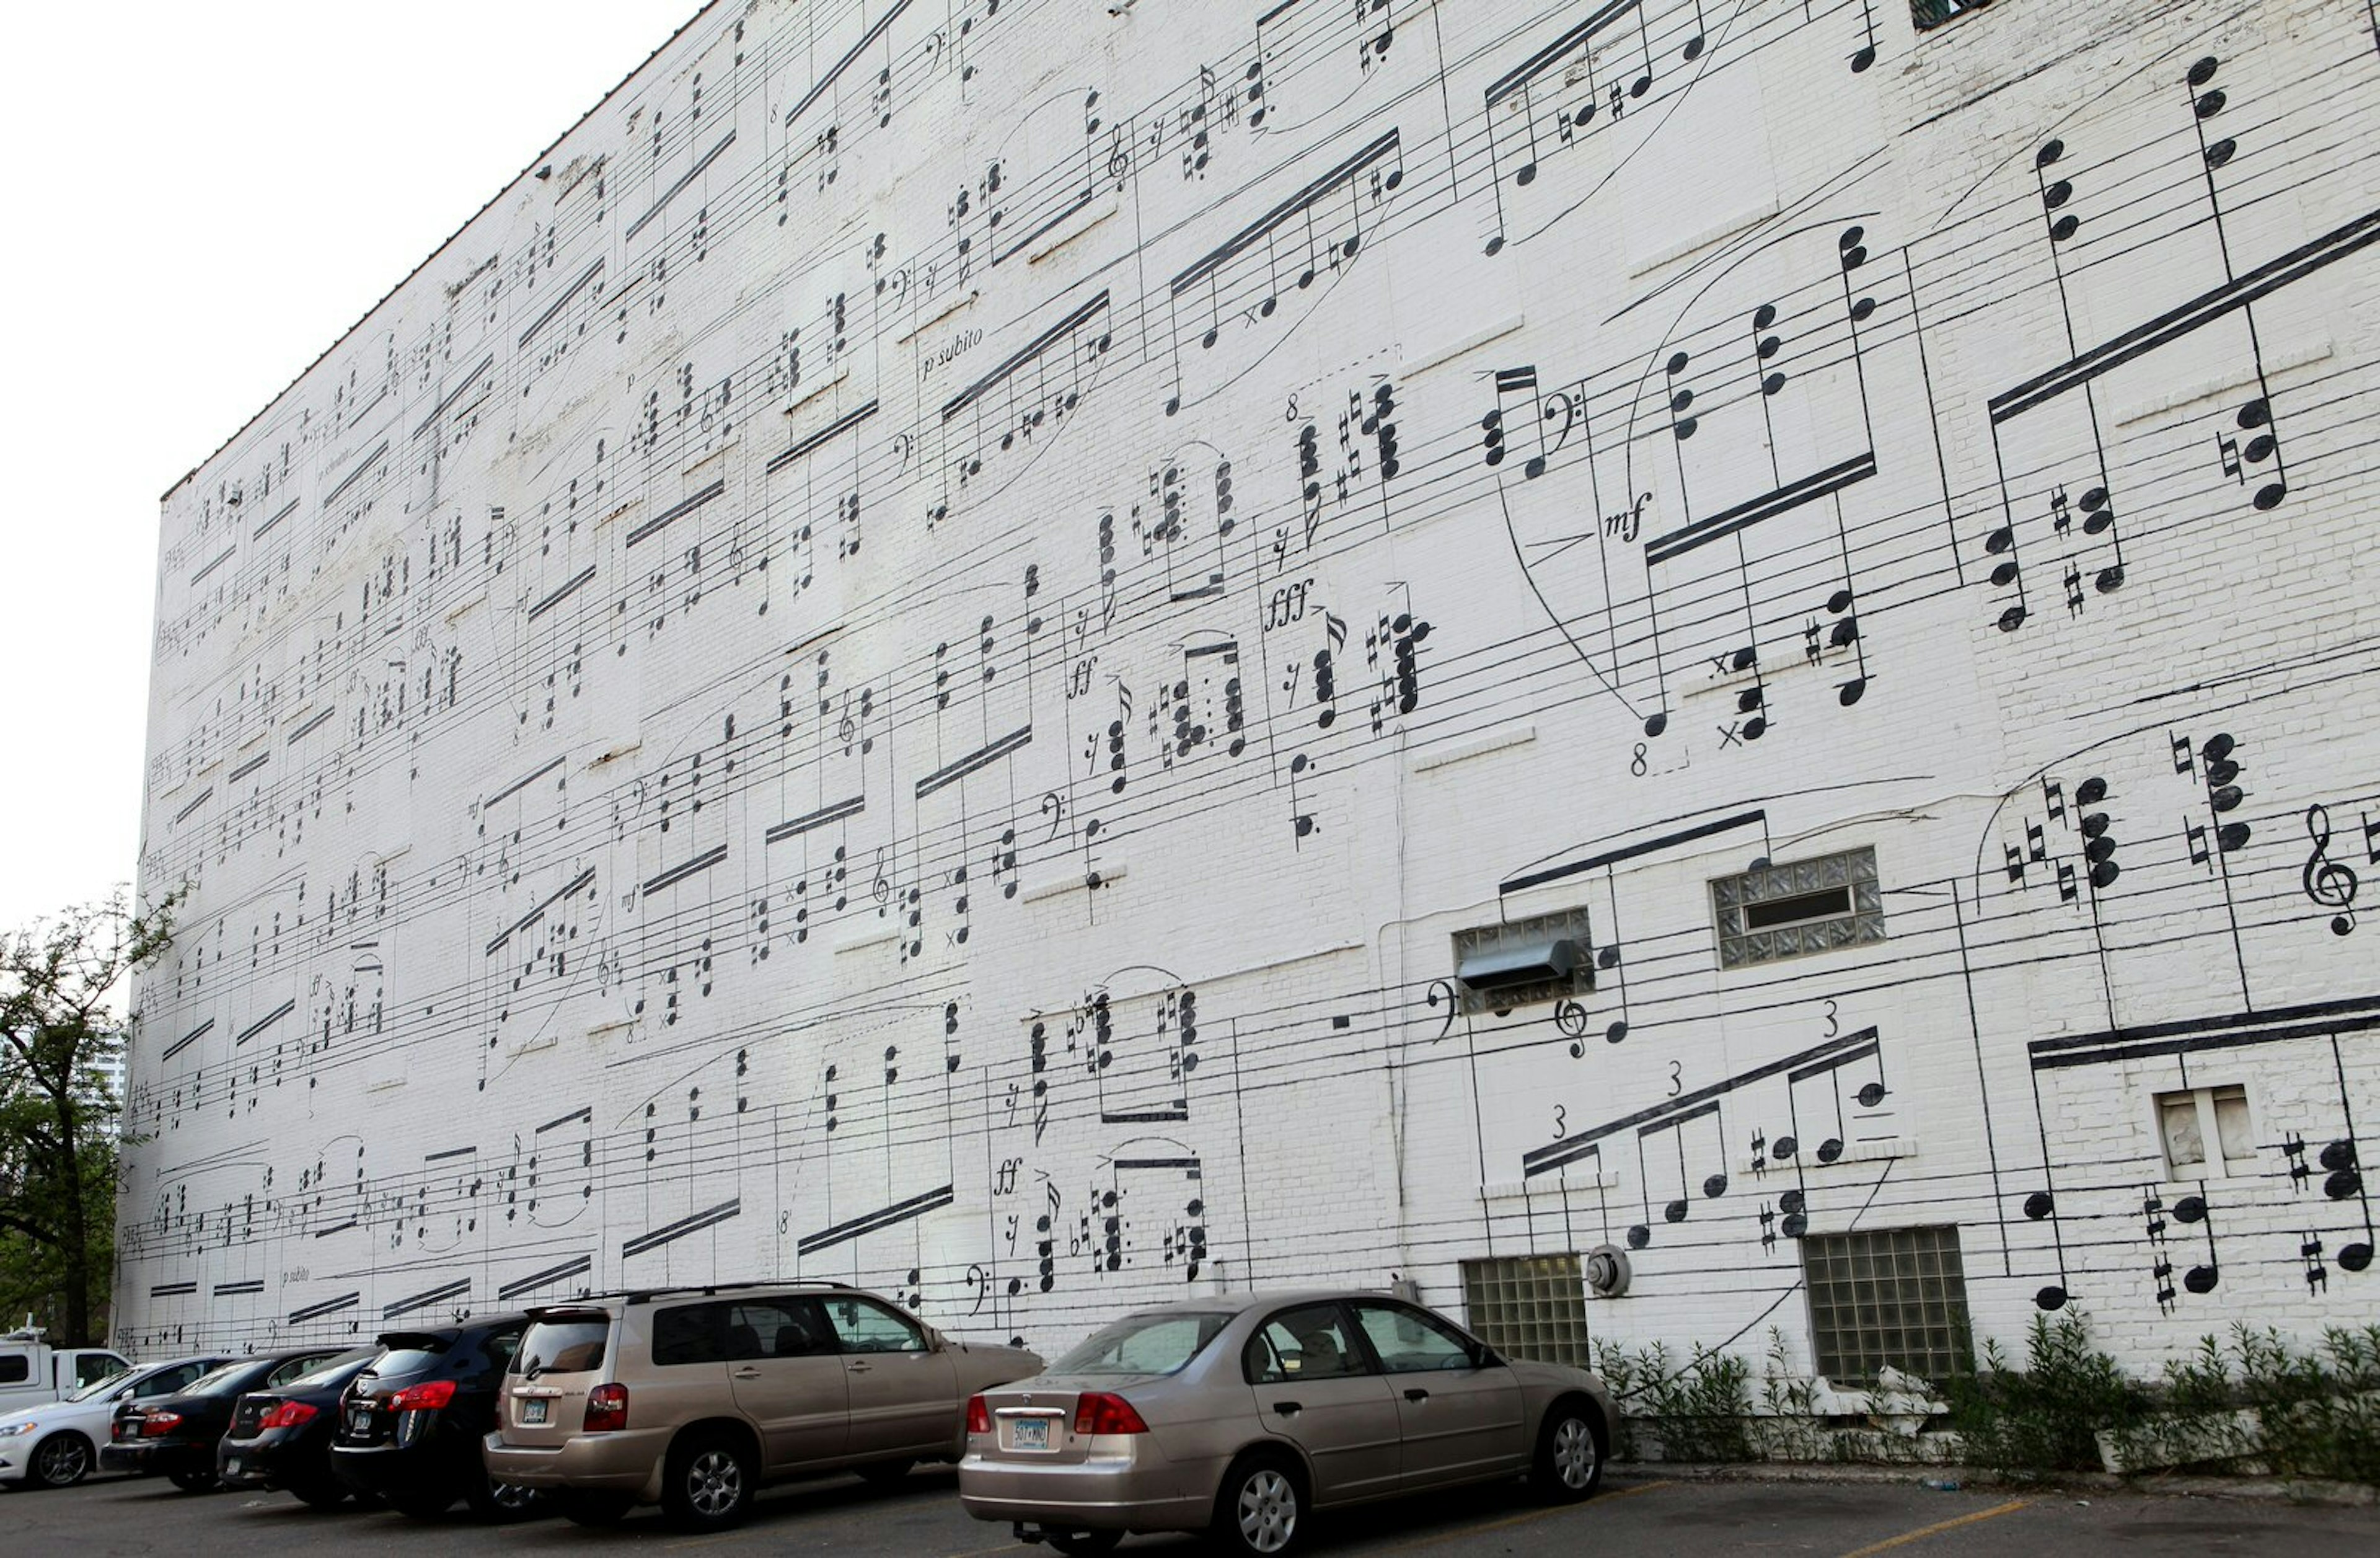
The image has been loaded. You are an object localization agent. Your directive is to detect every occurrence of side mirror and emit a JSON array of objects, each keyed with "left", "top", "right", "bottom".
[{"left": 113, "top": 1387, "right": 132, "bottom": 1401}]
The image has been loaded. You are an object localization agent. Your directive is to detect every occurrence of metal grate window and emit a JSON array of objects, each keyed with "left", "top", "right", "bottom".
[
  {"left": 1712, "top": 846, "right": 1884, "bottom": 968},
  {"left": 1802, "top": 1226, "right": 1975, "bottom": 1383},
  {"left": 1460, "top": 1253, "right": 1592, "bottom": 1369},
  {"left": 1913, "top": 0, "right": 1992, "bottom": 31}
]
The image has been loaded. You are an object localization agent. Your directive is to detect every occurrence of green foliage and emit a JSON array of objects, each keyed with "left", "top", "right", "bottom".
[
  {"left": 1946, "top": 1311, "right": 2149, "bottom": 1477},
  {"left": 0, "top": 890, "right": 177, "bottom": 1343},
  {"left": 1594, "top": 1339, "right": 1757, "bottom": 1462},
  {"left": 2139, "top": 1323, "right": 2380, "bottom": 1484}
]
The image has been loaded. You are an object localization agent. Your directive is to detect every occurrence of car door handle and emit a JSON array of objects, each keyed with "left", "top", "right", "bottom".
[
  {"left": 1271, "top": 1401, "right": 1301, "bottom": 1416},
  {"left": 1404, "top": 1389, "right": 1430, "bottom": 1404},
  {"left": 732, "top": 1367, "right": 762, "bottom": 1379},
  {"left": 845, "top": 1361, "right": 873, "bottom": 1373}
]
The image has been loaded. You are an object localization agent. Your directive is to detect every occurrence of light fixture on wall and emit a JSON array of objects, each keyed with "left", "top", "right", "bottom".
[{"left": 1585, "top": 1244, "right": 1631, "bottom": 1299}]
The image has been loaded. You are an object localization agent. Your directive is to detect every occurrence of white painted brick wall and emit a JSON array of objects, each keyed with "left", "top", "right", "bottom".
[{"left": 125, "top": 0, "right": 2380, "bottom": 1383}]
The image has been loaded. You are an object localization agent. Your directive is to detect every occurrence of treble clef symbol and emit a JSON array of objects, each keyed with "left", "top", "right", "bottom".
[{"left": 2303, "top": 803, "right": 2360, "bottom": 936}]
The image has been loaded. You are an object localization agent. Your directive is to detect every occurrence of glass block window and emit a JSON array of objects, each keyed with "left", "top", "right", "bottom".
[
  {"left": 2156, "top": 1083, "right": 2255, "bottom": 1179},
  {"left": 1712, "top": 847, "right": 1884, "bottom": 968},
  {"left": 1802, "top": 1226, "right": 1975, "bottom": 1383},
  {"left": 1460, "top": 1252, "right": 1591, "bottom": 1369},
  {"left": 1913, "top": 0, "right": 1991, "bottom": 30}
]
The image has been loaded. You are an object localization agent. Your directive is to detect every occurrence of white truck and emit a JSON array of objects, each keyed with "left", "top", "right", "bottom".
[{"left": 0, "top": 1322, "right": 131, "bottom": 1414}]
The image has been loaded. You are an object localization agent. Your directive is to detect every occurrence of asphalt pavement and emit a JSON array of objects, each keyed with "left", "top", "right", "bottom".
[{"left": 5, "top": 1461, "right": 2371, "bottom": 1556}]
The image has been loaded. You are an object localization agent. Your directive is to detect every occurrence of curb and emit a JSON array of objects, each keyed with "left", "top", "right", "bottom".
[{"left": 1618, "top": 1461, "right": 2378, "bottom": 1507}]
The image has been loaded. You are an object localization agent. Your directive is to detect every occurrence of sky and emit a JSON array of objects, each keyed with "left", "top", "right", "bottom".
[{"left": 0, "top": 1, "right": 702, "bottom": 934}]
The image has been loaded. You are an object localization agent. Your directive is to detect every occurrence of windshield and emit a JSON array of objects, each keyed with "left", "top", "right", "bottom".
[
  {"left": 64, "top": 1368, "right": 134, "bottom": 1403},
  {"left": 284, "top": 1348, "right": 381, "bottom": 1391},
  {"left": 1051, "top": 1312, "right": 1233, "bottom": 1376}
]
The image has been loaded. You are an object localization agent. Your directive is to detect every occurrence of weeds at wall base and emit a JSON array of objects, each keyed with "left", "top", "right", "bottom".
[{"left": 1590, "top": 1317, "right": 2380, "bottom": 1487}]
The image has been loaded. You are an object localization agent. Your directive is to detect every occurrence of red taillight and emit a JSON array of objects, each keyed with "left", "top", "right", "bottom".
[
  {"left": 1071, "top": 1393, "right": 1148, "bottom": 1436},
  {"left": 965, "top": 1394, "right": 991, "bottom": 1435},
  {"left": 583, "top": 1383, "right": 629, "bottom": 1433},
  {"left": 140, "top": 1410, "right": 184, "bottom": 1438},
  {"left": 389, "top": 1379, "right": 457, "bottom": 1413},
  {"left": 260, "top": 1401, "right": 319, "bottom": 1430}
]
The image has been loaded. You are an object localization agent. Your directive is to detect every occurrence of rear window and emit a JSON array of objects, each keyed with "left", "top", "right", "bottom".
[
  {"left": 1052, "top": 1312, "right": 1233, "bottom": 1376},
  {"left": 369, "top": 1335, "right": 453, "bottom": 1377},
  {"left": 0, "top": 1356, "right": 27, "bottom": 1384},
  {"left": 284, "top": 1349, "right": 379, "bottom": 1391},
  {"left": 187, "top": 1360, "right": 265, "bottom": 1397},
  {"left": 517, "top": 1319, "right": 610, "bottom": 1376}
]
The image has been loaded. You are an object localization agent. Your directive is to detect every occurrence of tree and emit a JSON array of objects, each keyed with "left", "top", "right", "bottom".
[{"left": 0, "top": 891, "right": 175, "bottom": 1344}]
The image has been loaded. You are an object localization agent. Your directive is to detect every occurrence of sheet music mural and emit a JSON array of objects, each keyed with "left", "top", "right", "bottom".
[{"left": 129, "top": 0, "right": 2380, "bottom": 1371}]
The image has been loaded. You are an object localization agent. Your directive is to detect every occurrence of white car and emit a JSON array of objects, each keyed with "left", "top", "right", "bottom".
[{"left": 0, "top": 1355, "right": 228, "bottom": 1489}]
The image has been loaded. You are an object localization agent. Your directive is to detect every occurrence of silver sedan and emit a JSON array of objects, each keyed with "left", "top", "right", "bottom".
[{"left": 958, "top": 1290, "right": 1614, "bottom": 1556}]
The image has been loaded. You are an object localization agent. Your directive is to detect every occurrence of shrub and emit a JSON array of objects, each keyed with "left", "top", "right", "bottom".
[
  {"left": 1595, "top": 1339, "right": 1756, "bottom": 1462},
  {"left": 1947, "top": 1311, "right": 2148, "bottom": 1477}
]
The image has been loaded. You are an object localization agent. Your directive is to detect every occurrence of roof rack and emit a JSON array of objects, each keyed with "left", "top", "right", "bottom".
[{"left": 539, "top": 1278, "right": 858, "bottom": 1308}]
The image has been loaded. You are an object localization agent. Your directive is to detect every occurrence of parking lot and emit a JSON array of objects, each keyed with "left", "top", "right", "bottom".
[{"left": 9, "top": 1464, "right": 2372, "bottom": 1556}]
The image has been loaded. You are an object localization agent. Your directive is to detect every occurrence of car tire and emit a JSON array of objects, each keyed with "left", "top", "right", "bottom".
[
  {"left": 289, "top": 1475, "right": 350, "bottom": 1509},
  {"left": 464, "top": 1465, "right": 548, "bottom": 1522},
  {"left": 169, "top": 1469, "right": 220, "bottom": 1494},
  {"left": 1530, "top": 1397, "right": 1605, "bottom": 1502},
  {"left": 28, "top": 1432, "right": 94, "bottom": 1490},
  {"left": 662, "top": 1430, "right": 756, "bottom": 1533},
  {"left": 557, "top": 1488, "right": 636, "bottom": 1527},
  {"left": 1210, "top": 1450, "right": 1307, "bottom": 1557},
  {"left": 854, "top": 1457, "right": 914, "bottom": 1488},
  {"left": 1049, "top": 1532, "right": 1124, "bottom": 1556}
]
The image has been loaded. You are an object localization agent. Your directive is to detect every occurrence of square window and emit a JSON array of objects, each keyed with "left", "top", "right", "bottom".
[
  {"left": 1801, "top": 1226, "right": 1974, "bottom": 1383},
  {"left": 2154, "top": 1083, "right": 2255, "bottom": 1179},
  {"left": 1460, "top": 1254, "right": 1592, "bottom": 1369}
]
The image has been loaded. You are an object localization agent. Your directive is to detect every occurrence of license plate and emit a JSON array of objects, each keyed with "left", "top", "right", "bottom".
[
  {"left": 1011, "top": 1418, "right": 1050, "bottom": 1451},
  {"left": 347, "top": 1404, "right": 373, "bottom": 1435},
  {"left": 520, "top": 1399, "right": 549, "bottom": 1424},
  {"left": 224, "top": 1458, "right": 241, "bottom": 1477}
]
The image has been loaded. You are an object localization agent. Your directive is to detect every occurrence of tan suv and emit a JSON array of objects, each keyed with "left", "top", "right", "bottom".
[{"left": 482, "top": 1281, "right": 1041, "bottom": 1531}]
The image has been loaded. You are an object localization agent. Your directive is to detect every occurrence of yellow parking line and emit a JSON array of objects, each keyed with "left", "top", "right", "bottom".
[
  {"left": 1375, "top": 1477, "right": 1672, "bottom": 1552},
  {"left": 1839, "top": 1498, "right": 2028, "bottom": 1558}
]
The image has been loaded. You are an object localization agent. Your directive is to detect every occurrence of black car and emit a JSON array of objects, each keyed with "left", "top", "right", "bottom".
[
  {"left": 329, "top": 1313, "right": 542, "bottom": 1520},
  {"left": 100, "top": 1347, "right": 356, "bottom": 1490},
  {"left": 215, "top": 1347, "right": 383, "bottom": 1506}
]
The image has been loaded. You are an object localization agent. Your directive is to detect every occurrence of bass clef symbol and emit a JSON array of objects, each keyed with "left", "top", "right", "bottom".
[{"left": 2303, "top": 803, "right": 2360, "bottom": 936}]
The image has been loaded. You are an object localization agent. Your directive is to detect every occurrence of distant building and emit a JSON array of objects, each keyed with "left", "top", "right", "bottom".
[{"left": 123, "top": 0, "right": 2380, "bottom": 1382}]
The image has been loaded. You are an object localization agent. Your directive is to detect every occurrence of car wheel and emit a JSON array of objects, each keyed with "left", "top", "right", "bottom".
[
  {"left": 557, "top": 1488, "right": 636, "bottom": 1527},
  {"left": 1210, "top": 1451, "right": 1305, "bottom": 1556},
  {"left": 464, "top": 1465, "right": 548, "bottom": 1521},
  {"left": 169, "top": 1469, "right": 221, "bottom": 1494},
  {"left": 663, "top": 1431, "right": 756, "bottom": 1533},
  {"left": 29, "top": 1432, "right": 94, "bottom": 1489},
  {"left": 854, "top": 1457, "right": 914, "bottom": 1488},
  {"left": 1049, "top": 1532, "right": 1124, "bottom": 1556},
  {"left": 288, "top": 1476, "right": 350, "bottom": 1509},
  {"left": 1531, "top": 1397, "right": 1605, "bottom": 1502}
]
